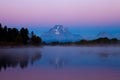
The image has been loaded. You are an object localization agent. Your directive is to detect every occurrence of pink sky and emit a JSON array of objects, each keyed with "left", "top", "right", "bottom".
[{"left": 0, "top": 0, "right": 120, "bottom": 26}]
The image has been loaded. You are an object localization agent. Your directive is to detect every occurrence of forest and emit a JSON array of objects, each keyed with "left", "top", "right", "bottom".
[{"left": 0, "top": 23, "right": 42, "bottom": 46}]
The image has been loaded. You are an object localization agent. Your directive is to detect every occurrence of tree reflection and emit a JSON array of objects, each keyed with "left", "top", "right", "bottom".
[
  {"left": 0, "top": 51, "right": 42, "bottom": 71},
  {"left": 31, "top": 52, "right": 42, "bottom": 64}
]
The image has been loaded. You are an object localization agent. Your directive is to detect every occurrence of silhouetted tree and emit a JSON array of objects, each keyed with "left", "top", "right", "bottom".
[
  {"left": 0, "top": 23, "right": 3, "bottom": 41},
  {"left": 7, "top": 28, "right": 19, "bottom": 42},
  {"left": 7, "top": 28, "right": 12, "bottom": 42},
  {"left": 20, "top": 28, "right": 29, "bottom": 44},
  {"left": 15, "top": 35, "right": 23, "bottom": 44},
  {"left": 30, "top": 31, "right": 42, "bottom": 45},
  {"left": 94, "top": 38, "right": 110, "bottom": 44},
  {"left": 31, "top": 31, "right": 34, "bottom": 37},
  {"left": 0, "top": 23, "right": 1, "bottom": 27},
  {"left": 2, "top": 26, "right": 8, "bottom": 41},
  {"left": 0, "top": 23, "right": 42, "bottom": 46},
  {"left": 31, "top": 35, "right": 42, "bottom": 45},
  {"left": 110, "top": 38, "right": 118, "bottom": 43}
]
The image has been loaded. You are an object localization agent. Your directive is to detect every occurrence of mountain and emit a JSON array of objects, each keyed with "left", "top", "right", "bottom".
[
  {"left": 96, "top": 32, "right": 114, "bottom": 39},
  {"left": 41, "top": 25, "right": 82, "bottom": 42},
  {"left": 82, "top": 35, "right": 96, "bottom": 40},
  {"left": 114, "top": 34, "right": 120, "bottom": 40}
]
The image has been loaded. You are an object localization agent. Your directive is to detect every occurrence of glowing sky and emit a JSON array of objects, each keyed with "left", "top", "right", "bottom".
[
  {"left": 0, "top": 0, "right": 120, "bottom": 35},
  {"left": 0, "top": 0, "right": 120, "bottom": 25}
]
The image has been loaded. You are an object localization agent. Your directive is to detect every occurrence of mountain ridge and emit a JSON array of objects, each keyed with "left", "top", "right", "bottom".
[{"left": 41, "top": 25, "right": 82, "bottom": 42}]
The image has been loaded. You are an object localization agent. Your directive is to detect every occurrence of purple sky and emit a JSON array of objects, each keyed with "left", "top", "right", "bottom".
[
  {"left": 0, "top": 0, "right": 120, "bottom": 25},
  {"left": 0, "top": 0, "right": 120, "bottom": 35}
]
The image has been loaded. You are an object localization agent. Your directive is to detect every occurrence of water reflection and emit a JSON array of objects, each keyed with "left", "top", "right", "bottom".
[
  {"left": 99, "top": 52, "right": 109, "bottom": 59},
  {"left": 0, "top": 51, "right": 42, "bottom": 71},
  {"left": 0, "top": 47, "right": 120, "bottom": 70},
  {"left": 49, "top": 57, "right": 66, "bottom": 69},
  {"left": 98, "top": 51, "right": 120, "bottom": 59},
  {"left": 42, "top": 46, "right": 120, "bottom": 68}
]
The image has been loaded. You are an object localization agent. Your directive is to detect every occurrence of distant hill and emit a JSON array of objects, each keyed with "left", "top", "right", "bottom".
[
  {"left": 114, "top": 34, "right": 120, "bottom": 40},
  {"left": 96, "top": 32, "right": 113, "bottom": 39}
]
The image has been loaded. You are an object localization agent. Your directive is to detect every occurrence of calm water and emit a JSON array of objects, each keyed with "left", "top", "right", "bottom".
[{"left": 0, "top": 46, "right": 120, "bottom": 80}]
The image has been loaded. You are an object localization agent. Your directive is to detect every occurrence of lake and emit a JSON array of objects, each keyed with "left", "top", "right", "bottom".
[{"left": 0, "top": 46, "right": 120, "bottom": 80}]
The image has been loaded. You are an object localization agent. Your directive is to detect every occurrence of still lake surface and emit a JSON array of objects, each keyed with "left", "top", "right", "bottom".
[{"left": 0, "top": 46, "right": 120, "bottom": 80}]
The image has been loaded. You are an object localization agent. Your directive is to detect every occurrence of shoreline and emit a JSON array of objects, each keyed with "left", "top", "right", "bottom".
[{"left": 0, "top": 44, "right": 120, "bottom": 48}]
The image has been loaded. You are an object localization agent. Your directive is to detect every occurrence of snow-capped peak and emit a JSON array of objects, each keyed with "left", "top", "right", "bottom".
[
  {"left": 41, "top": 25, "right": 82, "bottom": 42},
  {"left": 53, "top": 25, "right": 62, "bottom": 35},
  {"left": 49, "top": 25, "right": 70, "bottom": 35},
  {"left": 55, "top": 30, "right": 60, "bottom": 35},
  {"left": 53, "top": 25, "right": 63, "bottom": 31}
]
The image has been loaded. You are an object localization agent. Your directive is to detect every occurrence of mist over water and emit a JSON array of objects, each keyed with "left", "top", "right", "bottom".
[
  {"left": 41, "top": 46, "right": 120, "bottom": 68},
  {"left": 0, "top": 46, "right": 120, "bottom": 80}
]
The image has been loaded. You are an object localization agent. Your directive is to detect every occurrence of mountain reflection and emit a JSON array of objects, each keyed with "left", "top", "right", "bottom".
[
  {"left": 98, "top": 51, "right": 120, "bottom": 60},
  {"left": 0, "top": 51, "right": 42, "bottom": 71},
  {"left": 49, "top": 57, "right": 67, "bottom": 69},
  {"left": 99, "top": 52, "right": 109, "bottom": 59}
]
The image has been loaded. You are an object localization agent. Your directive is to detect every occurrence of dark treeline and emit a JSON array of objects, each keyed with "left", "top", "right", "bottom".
[
  {"left": 0, "top": 23, "right": 42, "bottom": 46},
  {"left": 75, "top": 38, "right": 119, "bottom": 45},
  {"left": 44, "top": 38, "right": 120, "bottom": 46}
]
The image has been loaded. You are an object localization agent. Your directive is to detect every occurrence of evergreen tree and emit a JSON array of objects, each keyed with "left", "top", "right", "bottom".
[
  {"left": 20, "top": 28, "right": 29, "bottom": 44},
  {"left": 3, "top": 26, "right": 8, "bottom": 41},
  {"left": 0, "top": 23, "right": 3, "bottom": 41},
  {"left": 0, "top": 23, "right": 42, "bottom": 45},
  {"left": 30, "top": 31, "right": 42, "bottom": 45}
]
